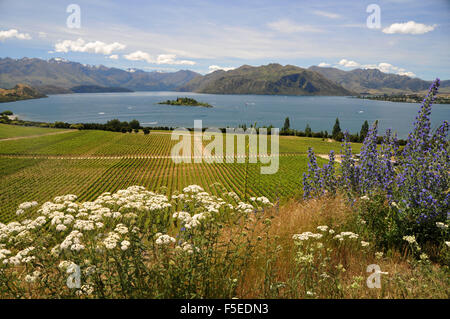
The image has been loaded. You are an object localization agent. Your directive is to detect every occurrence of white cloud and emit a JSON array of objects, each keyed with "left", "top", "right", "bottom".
[
  {"left": 338, "top": 59, "right": 360, "bottom": 68},
  {"left": 123, "top": 50, "right": 196, "bottom": 65},
  {"left": 318, "top": 62, "right": 331, "bottom": 67},
  {"left": 363, "top": 62, "right": 416, "bottom": 77},
  {"left": 108, "top": 54, "right": 119, "bottom": 60},
  {"left": 54, "top": 38, "right": 126, "bottom": 55},
  {"left": 267, "top": 19, "right": 322, "bottom": 33},
  {"left": 397, "top": 71, "right": 416, "bottom": 77},
  {"left": 382, "top": 21, "right": 436, "bottom": 35},
  {"left": 156, "top": 54, "right": 196, "bottom": 65},
  {"left": 123, "top": 50, "right": 151, "bottom": 62},
  {"left": 208, "top": 65, "right": 235, "bottom": 73},
  {"left": 335, "top": 59, "right": 416, "bottom": 77},
  {"left": 0, "top": 29, "right": 31, "bottom": 41},
  {"left": 313, "top": 10, "right": 341, "bottom": 19},
  {"left": 38, "top": 32, "right": 47, "bottom": 38}
]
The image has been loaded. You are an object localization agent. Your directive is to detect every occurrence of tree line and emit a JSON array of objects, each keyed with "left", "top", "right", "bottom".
[
  {"left": 1, "top": 109, "right": 407, "bottom": 144},
  {"left": 281, "top": 116, "right": 406, "bottom": 145}
]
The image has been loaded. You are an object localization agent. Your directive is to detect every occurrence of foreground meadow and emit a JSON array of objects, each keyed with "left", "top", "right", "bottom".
[{"left": 0, "top": 186, "right": 448, "bottom": 298}]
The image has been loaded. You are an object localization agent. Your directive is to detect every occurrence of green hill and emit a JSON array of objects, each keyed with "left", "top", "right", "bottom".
[{"left": 178, "top": 63, "right": 353, "bottom": 96}]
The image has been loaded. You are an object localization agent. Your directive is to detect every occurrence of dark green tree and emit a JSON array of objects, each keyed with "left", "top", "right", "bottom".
[
  {"left": 129, "top": 119, "right": 140, "bottom": 130},
  {"left": 106, "top": 119, "right": 122, "bottom": 132},
  {"left": 283, "top": 117, "right": 290, "bottom": 132},
  {"left": 360, "top": 120, "right": 369, "bottom": 142},
  {"left": 332, "top": 118, "right": 341, "bottom": 140},
  {"left": 305, "top": 124, "right": 312, "bottom": 137}
]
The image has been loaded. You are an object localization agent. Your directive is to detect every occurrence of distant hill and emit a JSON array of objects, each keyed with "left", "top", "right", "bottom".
[
  {"left": 179, "top": 64, "right": 353, "bottom": 96},
  {"left": 0, "top": 57, "right": 200, "bottom": 93},
  {"left": 308, "top": 66, "right": 450, "bottom": 94},
  {"left": 0, "top": 83, "right": 47, "bottom": 103},
  {"left": 70, "top": 85, "right": 133, "bottom": 93},
  {"left": 33, "top": 85, "right": 73, "bottom": 95}
]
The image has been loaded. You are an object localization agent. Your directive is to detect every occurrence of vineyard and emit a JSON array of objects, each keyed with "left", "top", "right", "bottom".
[{"left": 0, "top": 126, "right": 362, "bottom": 223}]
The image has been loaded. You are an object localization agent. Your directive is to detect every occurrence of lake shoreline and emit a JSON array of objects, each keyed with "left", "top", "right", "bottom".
[{"left": 2, "top": 92, "right": 449, "bottom": 139}]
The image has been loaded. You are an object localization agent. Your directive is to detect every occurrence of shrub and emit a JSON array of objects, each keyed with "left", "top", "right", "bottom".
[
  {"left": 302, "top": 79, "right": 449, "bottom": 250},
  {"left": 0, "top": 185, "right": 273, "bottom": 298}
]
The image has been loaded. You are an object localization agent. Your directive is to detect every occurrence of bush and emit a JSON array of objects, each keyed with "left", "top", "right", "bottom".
[
  {"left": 303, "top": 79, "right": 449, "bottom": 252},
  {"left": 0, "top": 185, "right": 273, "bottom": 298}
]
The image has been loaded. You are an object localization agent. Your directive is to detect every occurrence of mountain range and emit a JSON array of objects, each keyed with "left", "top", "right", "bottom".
[
  {"left": 0, "top": 58, "right": 199, "bottom": 93},
  {"left": 1, "top": 57, "right": 448, "bottom": 96},
  {"left": 308, "top": 66, "right": 450, "bottom": 94}
]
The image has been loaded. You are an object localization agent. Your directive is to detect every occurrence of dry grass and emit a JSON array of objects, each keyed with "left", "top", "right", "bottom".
[{"left": 234, "top": 196, "right": 450, "bottom": 299}]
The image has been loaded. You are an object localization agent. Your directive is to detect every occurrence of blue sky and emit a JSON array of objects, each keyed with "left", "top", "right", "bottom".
[{"left": 0, "top": 0, "right": 449, "bottom": 80}]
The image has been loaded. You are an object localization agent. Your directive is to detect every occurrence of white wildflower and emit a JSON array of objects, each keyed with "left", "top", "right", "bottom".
[
  {"left": 292, "top": 232, "right": 323, "bottom": 241},
  {"left": 16, "top": 209, "right": 25, "bottom": 216},
  {"left": 183, "top": 185, "right": 204, "bottom": 193},
  {"left": 436, "top": 222, "right": 448, "bottom": 229},
  {"left": 120, "top": 240, "right": 130, "bottom": 251},
  {"left": 56, "top": 224, "right": 67, "bottom": 232},
  {"left": 155, "top": 234, "right": 176, "bottom": 245},
  {"left": 360, "top": 241, "right": 370, "bottom": 247},
  {"left": 103, "top": 232, "right": 120, "bottom": 249},
  {"left": 403, "top": 235, "right": 416, "bottom": 244},
  {"left": 114, "top": 224, "right": 128, "bottom": 234}
]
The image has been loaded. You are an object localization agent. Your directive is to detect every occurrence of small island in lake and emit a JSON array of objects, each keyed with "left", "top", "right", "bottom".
[{"left": 158, "top": 97, "right": 213, "bottom": 108}]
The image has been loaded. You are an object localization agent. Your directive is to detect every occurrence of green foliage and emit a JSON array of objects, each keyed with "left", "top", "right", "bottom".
[
  {"left": 332, "top": 118, "right": 341, "bottom": 140},
  {"left": 360, "top": 120, "right": 369, "bottom": 142},
  {"left": 158, "top": 97, "right": 213, "bottom": 108},
  {"left": 70, "top": 124, "right": 84, "bottom": 130},
  {"left": 283, "top": 117, "right": 290, "bottom": 132},
  {"left": 129, "top": 119, "right": 140, "bottom": 130},
  {"left": 305, "top": 124, "right": 312, "bottom": 137}
]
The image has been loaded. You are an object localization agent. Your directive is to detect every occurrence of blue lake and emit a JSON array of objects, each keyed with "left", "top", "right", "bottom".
[{"left": 3, "top": 91, "right": 450, "bottom": 138}]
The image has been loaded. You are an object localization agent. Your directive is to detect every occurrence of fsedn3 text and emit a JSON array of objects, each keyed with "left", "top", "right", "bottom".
[{"left": 180, "top": 303, "right": 269, "bottom": 316}]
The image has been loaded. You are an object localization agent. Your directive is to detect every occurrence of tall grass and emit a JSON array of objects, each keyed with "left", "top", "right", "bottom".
[{"left": 1, "top": 187, "right": 448, "bottom": 298}]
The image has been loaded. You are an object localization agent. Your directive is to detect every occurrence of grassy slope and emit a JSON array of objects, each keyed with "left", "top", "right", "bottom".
[
  {"left": 0, "top": 125, "right": 363, "bottom": 222},
  {"left": 0, "top": 124, "right": 68, "bottom": 139},
  {"left": 238, "top": 196, "right": 449, "bottom": 298}
]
